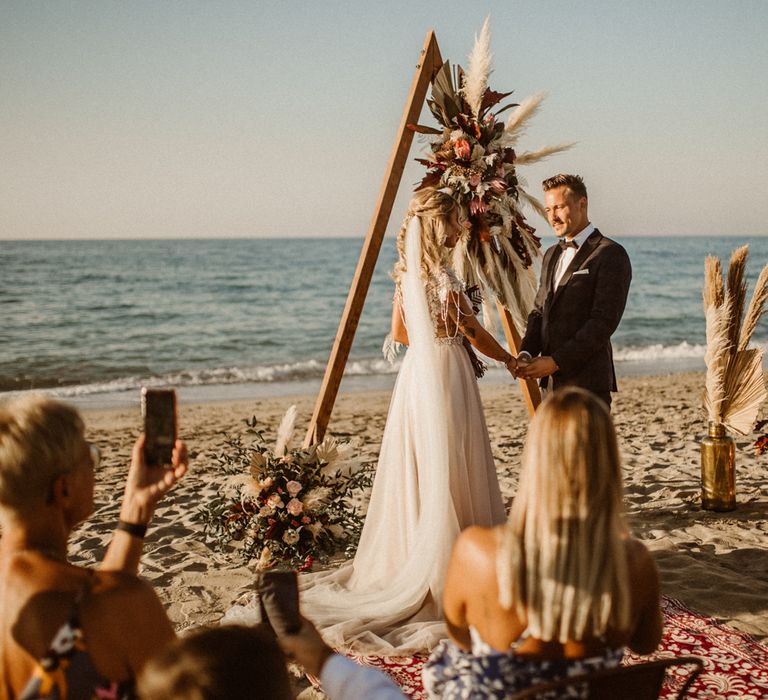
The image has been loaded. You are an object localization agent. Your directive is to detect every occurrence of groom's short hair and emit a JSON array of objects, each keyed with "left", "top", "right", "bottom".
[{"left": 543, "top": 173, "right": 588, "bottom": 200}]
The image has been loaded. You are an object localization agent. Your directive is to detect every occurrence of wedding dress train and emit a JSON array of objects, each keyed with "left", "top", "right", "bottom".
[{"left": 299, "top": 217, "right": 506, "bottom": 654}]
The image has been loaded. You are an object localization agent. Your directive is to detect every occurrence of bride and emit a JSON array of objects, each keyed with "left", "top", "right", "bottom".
[{"left": 300, "top": 187, "right": 518, "bottom": 653}]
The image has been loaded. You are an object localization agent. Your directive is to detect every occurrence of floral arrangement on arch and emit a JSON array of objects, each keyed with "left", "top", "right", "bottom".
[
  {"left": 200, "top": 406, "right": 373, "bottom": 571},
  {"left": 408, "top": 18, "right": 572, "bottom": 330}
]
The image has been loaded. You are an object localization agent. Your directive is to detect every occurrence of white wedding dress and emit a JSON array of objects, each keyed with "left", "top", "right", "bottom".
[{"left": 298, "top": 216, "right": 506, "bottom": 654}]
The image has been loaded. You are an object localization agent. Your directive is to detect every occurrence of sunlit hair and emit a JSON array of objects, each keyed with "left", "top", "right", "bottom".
[
  {"left": 392, "top": 188, "right": 464, "bottom": 284},
  {"left": 137, "top": 624, "right": 293, "bottom": 700},
  {"left": 497, "top": 387, "right": 630, "bottom": 642},
  {"left": 0, "top": 395, "right": 84, "bottom": 510},
  {"left": 542, "top": 173, "right": 588, "bottom": 201}
]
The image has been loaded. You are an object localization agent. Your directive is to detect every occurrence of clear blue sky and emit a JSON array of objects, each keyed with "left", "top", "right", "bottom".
[{"left": 2, "top": 1, "right": 766, "bottom": 239}]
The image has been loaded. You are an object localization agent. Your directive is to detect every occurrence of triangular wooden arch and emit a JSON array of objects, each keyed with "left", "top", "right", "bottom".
[{"left": 304, "top": 31, "right": 541, "bottom": 448}]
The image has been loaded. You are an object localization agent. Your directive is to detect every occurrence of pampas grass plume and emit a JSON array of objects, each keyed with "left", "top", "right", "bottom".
[
  {"left": 461, "top": 16, "right": 492, "bottom": 117},
  {"left": 274, "top": 404, "right": 298, "bottom": 456}
]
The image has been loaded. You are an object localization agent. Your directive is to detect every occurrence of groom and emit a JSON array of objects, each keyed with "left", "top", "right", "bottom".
[{"left": 515, "top": 174, "right": 631, "bottom": 409}]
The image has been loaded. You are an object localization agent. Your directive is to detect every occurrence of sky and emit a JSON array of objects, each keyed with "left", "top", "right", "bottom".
[{"left": 2, "top": 1, "right": 767, "bottom": 240}]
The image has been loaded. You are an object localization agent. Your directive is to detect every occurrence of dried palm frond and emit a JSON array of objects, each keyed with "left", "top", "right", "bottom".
[
  {"left": 702, "top": 246, "right": 768, "bottom": 434},
  {"left": 274, "top": 404, "right": 298, "bottom": 456},
  {"left": 703, "top": 304, "right": 729, "bottom": 422},
  {"left": 721, "top": 349, "right": 767, "bottom": 434},
  {"left": 518, "top": 189, "right": 546, "bottom": 218},
  {"left": 461, "top": 16, "right": 492, "bottom": 118},
  {"left": 724, "top": 246, "right": 749, "bottom": 349},
  {"left": 504, "top": 93, "right": 547, "bottom": 142},
  {"left": 739, "top": 264, "right": 768, "bottom": 351},
  {"left": 514, "top": 143, "right": 576, "bottom": 166},
  {"left": 703, "top": 256, "right": 724, "bottom": 310}
]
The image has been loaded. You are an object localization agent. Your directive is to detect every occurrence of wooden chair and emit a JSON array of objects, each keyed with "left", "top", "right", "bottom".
[{"left": 508, "top": 655, "right": 704, "bottom": 700}]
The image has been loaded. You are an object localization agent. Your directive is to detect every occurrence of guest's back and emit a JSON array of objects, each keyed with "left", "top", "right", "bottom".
[{"left": 424, "top": 388, "right": 663, "bottom": 698}]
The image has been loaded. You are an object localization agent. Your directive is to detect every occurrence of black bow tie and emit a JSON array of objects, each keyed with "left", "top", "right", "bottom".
[{"left": 559, "top": 239, "right": 579, "bottom": 250}]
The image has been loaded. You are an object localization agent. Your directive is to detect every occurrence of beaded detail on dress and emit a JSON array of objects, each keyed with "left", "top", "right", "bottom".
[{"left": 426, "top": 267, "right": 467, "bottom": 342}]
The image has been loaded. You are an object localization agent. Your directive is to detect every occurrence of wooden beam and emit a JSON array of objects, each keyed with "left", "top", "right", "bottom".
[
  {"left": 304, "top": 32, "right": 444, "bottom": 447},
  {"left": 496, "top": 301, "right": 541, "bottom": 416}
]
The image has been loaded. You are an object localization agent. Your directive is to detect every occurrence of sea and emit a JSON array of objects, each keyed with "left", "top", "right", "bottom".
[{"left": 1, "top": 236, "right": 767, "bottom": 409}]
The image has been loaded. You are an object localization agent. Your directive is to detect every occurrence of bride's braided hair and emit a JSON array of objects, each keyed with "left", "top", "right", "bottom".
[{"left": 392, "top": 188, "right": 461, "bottom": 285}]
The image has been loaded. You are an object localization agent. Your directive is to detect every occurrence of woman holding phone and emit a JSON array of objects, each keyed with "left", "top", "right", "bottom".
[{"left": 0, "top": 394, "right": 188, "bottom": 698}]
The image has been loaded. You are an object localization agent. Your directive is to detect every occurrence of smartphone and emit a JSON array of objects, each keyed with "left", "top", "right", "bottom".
[
  {"left": 256, "top": 570, "right": 301, "bottom": 635},
  {"left": 141, "top": 388, "right": 177, "bottom": 467}
]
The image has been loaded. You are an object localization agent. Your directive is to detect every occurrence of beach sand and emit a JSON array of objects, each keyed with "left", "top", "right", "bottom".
[{"left": 72, "top": 372, "right": 768, "bottom": 643}]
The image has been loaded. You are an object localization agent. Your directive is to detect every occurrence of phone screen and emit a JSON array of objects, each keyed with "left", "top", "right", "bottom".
[{"left": 141, "top": 388, "right": 177, "bottom": 467}]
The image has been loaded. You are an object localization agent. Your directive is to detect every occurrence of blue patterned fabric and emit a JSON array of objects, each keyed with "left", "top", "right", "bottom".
[{"left": 422, "top": 629, "right": 623, "bottom": 700}]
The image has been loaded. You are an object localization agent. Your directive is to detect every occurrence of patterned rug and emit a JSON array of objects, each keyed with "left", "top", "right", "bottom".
[{"left": 346, "top": 597, "right": 768, "bottom": 699}]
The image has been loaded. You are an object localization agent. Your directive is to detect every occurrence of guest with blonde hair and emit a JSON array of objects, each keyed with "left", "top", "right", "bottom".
[
  {"left": 423, "top": 387, "right": 663, "bottom": 698},
  {"left": 0, "top": 394, "right": 187, "bottom": 698}
]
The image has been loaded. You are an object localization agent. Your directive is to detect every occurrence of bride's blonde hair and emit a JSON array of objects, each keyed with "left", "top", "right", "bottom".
[
  {"left": 497, "top": 388, "right": 631, "bottom": 642},
  {"left": 392, "top": 188, "right": 462, "bottom": 284}
]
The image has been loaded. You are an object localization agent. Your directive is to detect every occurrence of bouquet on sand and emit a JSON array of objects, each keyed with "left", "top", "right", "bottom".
[{"left": 200, "top": 406, "right": 373, "bottom": 570}]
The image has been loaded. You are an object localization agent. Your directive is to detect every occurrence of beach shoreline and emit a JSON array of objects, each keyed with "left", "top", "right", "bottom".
[{"left": 70, "top": 370, "right": 768, "bottom": 642}]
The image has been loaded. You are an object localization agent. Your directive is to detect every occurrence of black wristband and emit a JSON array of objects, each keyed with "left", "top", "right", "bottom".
[{"left": 117, "top": 520, "right": 148, "bottom": 539}]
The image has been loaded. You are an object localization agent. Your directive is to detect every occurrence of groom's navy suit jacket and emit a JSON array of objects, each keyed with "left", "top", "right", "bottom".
[{"left": 520, "top": 229, "right": 631, "bottom": 394}]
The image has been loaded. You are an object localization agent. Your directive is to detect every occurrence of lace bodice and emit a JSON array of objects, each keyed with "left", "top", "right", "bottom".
[{"left": 396, "top": 267, "right": 467, "bottom": 344}]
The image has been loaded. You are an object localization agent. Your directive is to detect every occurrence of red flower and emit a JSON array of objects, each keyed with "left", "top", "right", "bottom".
[
  {"left": 299, "top": 556, "right": 315, "bottom": 572},
  {"left": 454, "top": 139, "right": 471, "bottom": 160}
]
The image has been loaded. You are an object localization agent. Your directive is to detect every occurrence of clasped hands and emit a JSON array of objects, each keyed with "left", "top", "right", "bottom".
[{"left": 507, "top": 354, "right": 558, "bottom": 380}]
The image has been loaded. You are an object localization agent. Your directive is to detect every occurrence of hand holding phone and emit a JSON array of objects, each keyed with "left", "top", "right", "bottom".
[
  {"left": 141, "top": 388, "right": 177, "bottom": 467},
  {"left": 257, "top": 570, "right": 301, "bottom": 636}
]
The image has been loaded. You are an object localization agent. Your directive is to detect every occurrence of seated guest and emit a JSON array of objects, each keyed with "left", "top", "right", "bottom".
[
  {"left": 137, "top": 618, "right": 407, "bottom": 700},
  {"left": 423, "top": 387, "right": 663, "bottom": 699},
  {"left": 0, "top": 395, "right": 188, "bottom": 698}
]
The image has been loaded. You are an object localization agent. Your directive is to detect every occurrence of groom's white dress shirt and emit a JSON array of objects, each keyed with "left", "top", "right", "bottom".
[{"left": 552, "top": 223, "right": 595, "bottom": 289}]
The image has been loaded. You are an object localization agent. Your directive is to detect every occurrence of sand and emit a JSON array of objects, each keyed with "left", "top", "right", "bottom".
[{"left": 72, "top": 372, "right": 768, "bottom": 642}]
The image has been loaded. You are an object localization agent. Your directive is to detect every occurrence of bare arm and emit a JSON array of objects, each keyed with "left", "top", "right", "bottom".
[
  {"left": 391, "top": 294, "right": 409, "bottom": 346},
  {"left": 443, "top": 529, "right": 475, "bottom": 650},
  {"left": 447, "top": 292, "right": 516, "bottom": 372},
  {"left": 101, "top": 436, "right": 188, "bottom": 574},
  {"left": 626, "top": 540, "right": 663, "bottom": 655}
]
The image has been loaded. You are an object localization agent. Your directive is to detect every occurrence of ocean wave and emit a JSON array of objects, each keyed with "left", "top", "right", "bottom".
[
  {"left": 613, "top": 341, "right": 705, "bottom": 362},
  {"left": 0, "top": 358, "right": 402, "bottom": 399},
  {"left": 614, "top": 340, "right": 767, "bottom": 362},
  {"left": 3, "top": 341, "right": 765, "bottom": 400}
]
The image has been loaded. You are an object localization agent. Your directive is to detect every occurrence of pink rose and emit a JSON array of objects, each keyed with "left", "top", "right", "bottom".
[
  {"left": 469, "top": 173, "right": 481, "bottom": 188},
  {"left": 453, "top": 139, "right": 471, "bottom": 160},
  {"left": 286, "top": 498, "right": 303, "bottom": 516},
  {"left": 301, "top": 516, "right": 311, "bottom": 524},
  {"left": 286, "top": 480, "right": 302, "bottom": 497}
]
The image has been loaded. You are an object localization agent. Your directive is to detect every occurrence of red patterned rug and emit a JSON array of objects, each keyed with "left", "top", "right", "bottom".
[{"left": 345, "top": 597, "right": 768, "bottom": 699}]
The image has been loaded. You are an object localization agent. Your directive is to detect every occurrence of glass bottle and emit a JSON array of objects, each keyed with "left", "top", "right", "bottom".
[{"left": 700, "top": 421, "right": 736, "bottom": 511}]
